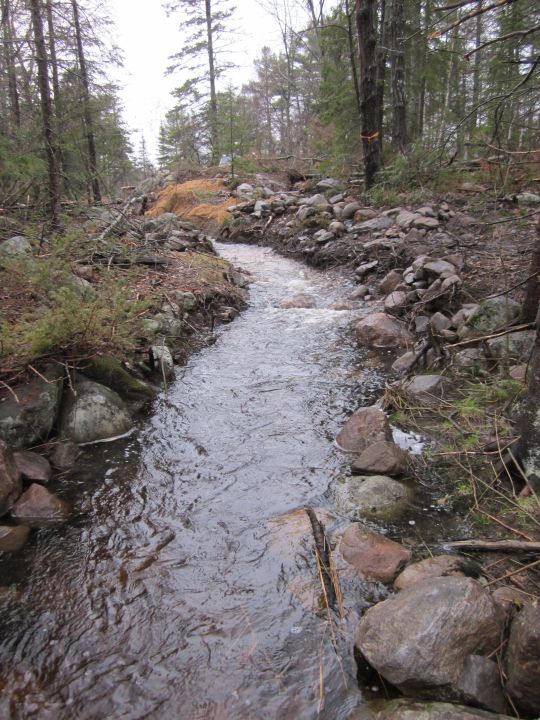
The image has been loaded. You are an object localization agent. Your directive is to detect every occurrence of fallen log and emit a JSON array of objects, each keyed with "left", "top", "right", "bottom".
[{"left": 445, "top": 539, "right": 540, "bottom": 553}]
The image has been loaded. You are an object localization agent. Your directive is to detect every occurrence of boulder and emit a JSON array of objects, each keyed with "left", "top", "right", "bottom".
[
  {"left": 413, "top": 217, "right": 440, "bottom": 230},
  {"left": 334, "top": 474, "right": 410, "bottom": 520},
  {"left": 59, "top": 379, "right": 133, "bottom": 444},
  {"left": 515, "top": 191, "right": 540, "bottom": 206},
  {"left": 0, "top": 441, "right": 22, "bottom": 517},
  {"left": 353, "top": 216, "right": 394, "bottom": 233},
  {"left": 316, "top": 177, "right": 341, "bottom": 190},
  {"left": 384, "top": 291, "right": 409, "bottom": 316},
  {"left": 372, "top": 699, "right": 515, "bottom": 719},
  {"left": 401, "top": 375, "right": 450, "bottom": 402},
  {"left": 13, "top": 451, "right": 51, "bottom": 484},
  {"left": 394, "top": 555, "right": 475, "bottom": 591},
  {"left": 0, "top": 524, "right": 30, "bottom": 552},
  {"left": 505, "top": 600, "right": 540, "bottom": 715},
  {"left": 351, "top": 441, "right": 407, "bottom": 476},
  {"left": 380, "top": 269, "right": 403, "bottom": 294},
  {"left": 81, "top": 356, "right": 156, "bottom": 402},
  {"left": 355, "top": 313, "right": 413, "bottom": 349},
  {"left": 342, "top": 202, "right": 361, "bottom": 219},
  {"left": 458, "top": 298, "right": 521, "bottom": 340},
  {"left": 396, "top": 211, "right": 419, "bottom": 230},
  {"left": 0, "top": 236, "right": 32, "bottom": 258},
  {"left": 0, "top": 365, "right": 64, "bottom": 449},
  {"left": 424, "top": 260, "right": 456, "bottom": 277},
  {"left": 356, "top": 576, "right": 504, "bottom": 706},
  {"left": 336, "top": 407, "right": 392, "bottom": 452},
  {"left": 486, "top": 330, "right": 535, "bottom": 362},
  {"left": 339, "top": 523, "right": 411, "bottom": 583},
  {"left": 11, "top": 483, "right": 70, "bottom": 527},
  {"left": 430, "top": 312, "right": 452, "bottom": 334},
  {"left": 392, "top": 351, "right": 418, "bottom": 374},
  {"left": 349, "top": 285, "right": 369, "bottom": 300},
  {"left": 280, "top": 293, "right": 316, "bottom": 309}
]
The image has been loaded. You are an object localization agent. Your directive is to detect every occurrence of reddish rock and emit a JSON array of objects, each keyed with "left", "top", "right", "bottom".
[
  {"left": 509, "top": 364, "right": 527, "bottom": 382},
  {"left": 13, "top": 451, "right": 52, "bottom": 483},
  {"left": 394, "top": 555, "right": 469, "bottom": 591},
  {"left": 50, "top": 441, "right": 79, "bottom": 470},
  {"left": 339, "top": 522, "right": 411, "bottom": 583},
  {"left": 336, "top": 407, "right": 392, "bottom": 453},
  {"left": 505, "top": 600, "right": 540, "bottom": 716},
  {"left": 11, "top": 483, "right": 70, "bottom": 527},
  {"left": 355, "top": 313, "right": 413, "bottom": 349},
  {"left": 0, "top": 441, "right": 22, "bottom": 517},
  {"left": 380, "top": 270, "right": 403, "bottom": 295},
  {"left": 384, "top": 291, "right": 409, "bottom": 316},
  {"left": 351, "top": 441, "right": 407, "bottom": 476},
  {"left": 0, "top": 524, "right": 30, "bottom": 552}
]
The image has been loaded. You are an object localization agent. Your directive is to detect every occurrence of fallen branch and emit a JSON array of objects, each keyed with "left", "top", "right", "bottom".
[
  {"left": 445, "top": 539, "right": 540, "bottom": 553},
  {"left": 446, "top": 323, "right": 534, "bottom": 349},
  {"left": 485, "top": 557, "right": 540, "bottom": 587}
]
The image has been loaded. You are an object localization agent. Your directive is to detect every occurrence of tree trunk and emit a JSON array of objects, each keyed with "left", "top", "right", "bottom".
[
  {"left": 390, "top": 0, "right": 407, "bottom": 152},
  {"left": 376, "top": 0, "right": 387, "bottom": 152},
  {"left": 71, "top": 0, "right": 101, "bottom": 203},
  {"left": 468, "top": 0, "right": 483, "bottom": 148},
  {"left": 1, "top": 0, "right": 20, "bottom": 129},
  {"left": 356, "top": 0, "right": 382, "bottom": 188},
  {"left": 205, "top": 0, "right": 219, "bottom": 165},
  {"left": 522, "top": 219, "right": 540, "bottom": 323},
  {"left": 345, "top": 0, "right": 362, "bottom": 119},
  {"left": 28, "top": 0, "right": 61, "bottom": 229}
]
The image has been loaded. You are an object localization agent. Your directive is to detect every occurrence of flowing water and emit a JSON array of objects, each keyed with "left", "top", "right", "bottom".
[{"left": 0, "top": 244, "right": 464, "bottom": 720}]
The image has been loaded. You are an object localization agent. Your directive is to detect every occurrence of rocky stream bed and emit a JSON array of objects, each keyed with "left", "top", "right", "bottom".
[{"left": 0, "top": 174, "right": 539, "bottom": 719}]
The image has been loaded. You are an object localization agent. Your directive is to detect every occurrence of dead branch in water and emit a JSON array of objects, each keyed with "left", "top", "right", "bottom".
[{"left": 445, "top": 539, "right": 540, "bottom": 553}]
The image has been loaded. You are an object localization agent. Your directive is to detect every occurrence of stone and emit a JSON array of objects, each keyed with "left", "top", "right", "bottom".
[
  {"left": 384, "top": 291, "right": 409, "bottom": 315},
  {"left": 0, "top": 441, "right": 22, "bottom": 517},
  {"left": 380, "top": 269, "right": 403, "bottom": 294},
  {"left": 339, "top": 522, "right": 411, "bottom": 583},
  {"left": 505, "top": 600, "right": 540, "bottom": 715},
  {"left": 415, "top": 315, "right": 430, "bottom": 333},
  {"left": 458, "top": 297, "right": 521, "bottom": 340},
  {"left": 353, "top": 216, "right": 394, "bottom": 233},
  {"left": 354, "top": 208, "right": 378, "bottom": 222},
  {"left": 453, "top": 348, "right": 485, "bottom": 369},
  {"left": 372, "top": 698, "right": 515, "bottom": 719},
  {"left": 0, "top": 524, "right": 30, "bottom": 552},
  {"left": 11, "top": 483, "right": 70, "bottom": 527},
  {"left": 173, "top": 290, "right": 198, "bottom": 311},
  {"left": 418, "top": 206, "right": 437, "bottom": 217},
  {"left": 50, "top": 441, "right": 79, "bottom": 470},
  {"left": 0, "top": 365, "right": 64, "bottom": 449},
  {"left": 402, "top": 374, "right": 450, "bottom": 401},
  {"left": 356, "top": 260, "right": 379, "bottom": 277},
  {"left": 424, "top": 260, "right": 456, "bottom": 276},
  {"left": 59, "top": 379, "right": 133, "bottom": 444},
  {"left": 356, "top": 576, "right": 504, "bottom": 704},
  {"left": 394, "top": 555, "right": 471, "bottom": 591},
  {"left": 351, "top": 441, "right": 407, "bottom": 476},
  {"left": 509, "top": 364, "right": 527, "bottom": 382},
  {"left": 355, "top": 313, "right": 413, "bottom": 349},
  {"left": 313, "top": 229, "right": 334, "bottom": 244},
  {"left": 486, "top": 330, "right": 535, "bottom": 361},
  {"left": 13, "top": 451, "right": 51, "bottom": 484},
  {"left": 335, "top": 474, "right": 410, "bottom": 520},
  {"left": 396, "top": 211, "right": 419, "bottom": 229},
  {"left": 491, "top": 586, "right": 529, "bottom": 613},
  {"left": 316, "top": 177, "right": 341, "bottom": 190},
  {"left": 336, "top": 407, "right": 392, "bottom": 453},
  {"left": 430, "top": 312, "right": 452, "bottom": 334},
  {"left": 413, "top": 216, "right": 440, "bottom": 230},
  {"left": 392, "top": 351, "right": 418, "bottom": 374},
  {"left": 341, "top": 202, "right": 361, "bottom": 219},
  {"left": 328, "top": 221, "right": 346, "bottom": 235},
  {"left": 0, "top": 236, "right": 32, "bottom": 258},
  {"left": 455, "top": 656, "right": 507, "bottom": 714},
  {"left": 515, "top": 191, "right": 540, "bottom": 206},
  {"left": 79, "top": 356, "right": 155, "bottom": 402},
  {"left": 305, "top": 193, "right": 330, "bottom": 208},
  {"left": 236, "top": 182, "right": 254, "bottom": 195},
  {"left": 280, "top": 293, "right": 316, "bottom": 309},
  {"left": 150, "top": 345, "right": 174, "bottom": 380},
  {"left": 349, "top": 285, "right": 369, "bottom": 300},
  {"left": 441, "top": 275, "right": 462, "bottom": 292}
]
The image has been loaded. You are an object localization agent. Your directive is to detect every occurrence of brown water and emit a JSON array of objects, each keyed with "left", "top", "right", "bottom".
[{"left": 0, "top": 244, "right": 464, "bottom": 720}]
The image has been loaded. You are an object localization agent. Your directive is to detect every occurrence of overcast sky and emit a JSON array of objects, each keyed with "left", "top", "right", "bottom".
[{"left": 107, "top": 0, "right": 288, "bottom": 160}]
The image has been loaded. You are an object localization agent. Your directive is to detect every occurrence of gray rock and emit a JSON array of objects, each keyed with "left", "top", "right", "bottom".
[
  {"left": 424, "top": 260, "right": 456, "bottom": 276},
  {"left": 313, "top": 229, "right": 334, "bottom": 244},
  {"left": 81, "top": 356, "right": 156, "bottom": 403},
  {"left": 0, "top": 442, "right": 22, "bottom": 517},
  {"left": 0, "top": 365, "right": 64, "bottom": 450},
  {"left": 336, "top": 406, "right": 392, "bottom": 452},
  {"left": 396, "top": 211, "right": 419, "bottom": 229},
  {"left": 356, "top": 260, "right": 379, "bottom": 276},
  {"left": 328, "top": 221, "right": 346, "bottom": 235},
  {"left": 335, "top": 474, "right": 410, "bottom": 520},
  {"left": 392, "top": 351, "right": 418, "bottom": 374},
  {"left": 415, "top": 315, "right": 430, "bottom": 333},
  {"left": 349, "top": 285, "right": 369, "bottom": 300},
  {"left": 459, "top": 297, "right": 521, "bottom": 340},
  {"left": 441, "top": 275, "right": 462, "bottom": 291},
  {"left": 316, "top": 177, "right": 341, "bottom": 190},
  {"left": 486, "top": 330, "right": 535, "bottom": 361},
  {"left": 0, "top": 236, "right": 32, "bottom": 258},
  {"left": 342, "top": 202, "right": 361, "bottom": 219},
  {"left": 305, "top": 193, "right": 330, "bottom": 208},
  {"left": 296, "top": 205, "right": 317, "bottom": 222},
  {"left": 0, "top": 525, "right": 30, "bottom": 552},
  {"left": 235, "top": 183, "right": 254, "bottom": 195},
  {"left": 372, "top": 699, "right": 515, "bottom": 719},
  {"left": 356, "top": 577, "right": 504, "bottom": 704},
  {"left": 505, "top": 600, "right": 540, "bottom": 715},
  {"left": 353, "top": 216, "right": 393, "bottom": 233},
  {"left": 13, "top": 451, "right": 51, "bottom": 484},
  {"left": 384, "top": 291, "right": 409, "bottom": 316},
  {"left": 380, "top": 269, "right": 403, "bottom": 294},
  {"left": 413, "top": 216, "right": 440, "bottom": 230},
  {"left": 515, "top": 191, "right": 540, "bottom": 206},
  {"left": 11, "top": 483, "right": 70, "bottom": 527},
  {"left": 150, "top": 345, "right": 174, "bottom": 380},
  {"left": 59, "top": 379, "right": 133, "bottom": 444},
  {"left": 453, "top": 348, "right": 485, "bottom": 370},
  {"left": 356, "top": 313, "right": 413, "bottom": 349},
  {"left": 417, "top": 206, "right": 437, "bottom": 218},
  {"left": 430, "top": 312, "right": 452, "bottom": 333},
  {"left": 402, "top": 374, "right": 450, "bottom": 401}
]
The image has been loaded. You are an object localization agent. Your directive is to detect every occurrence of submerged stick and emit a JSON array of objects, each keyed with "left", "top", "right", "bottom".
[{"left": 305, "top": 507, "right": 336, "bottom": 610}]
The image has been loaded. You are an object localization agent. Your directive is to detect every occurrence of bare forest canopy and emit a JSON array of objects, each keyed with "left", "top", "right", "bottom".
[{"left": 1, "top": 0, "right": 539, "bottom": 226}]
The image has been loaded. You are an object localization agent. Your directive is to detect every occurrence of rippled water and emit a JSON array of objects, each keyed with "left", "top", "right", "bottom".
[{"left": 0, "top": 245, "right": 389, "bottom": 719}]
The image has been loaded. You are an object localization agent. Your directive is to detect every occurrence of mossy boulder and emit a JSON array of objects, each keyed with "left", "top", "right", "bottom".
[
  {"left": 458, "top": 298, "right": 521, "bottom": 340},
  {"left": 81, "top": 357, "right": 156, "bottom": 402}
]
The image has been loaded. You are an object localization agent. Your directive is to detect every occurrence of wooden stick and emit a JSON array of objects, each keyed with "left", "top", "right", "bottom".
[
  {"left": 485, "top": 558, "right": 540, "bottom": 587},
  {"left": 445, "top": 539, "right": 540, "bottom": 553}
]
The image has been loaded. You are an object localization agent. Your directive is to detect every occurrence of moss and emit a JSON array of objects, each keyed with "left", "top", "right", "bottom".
[{"left": 81, "top": 356, "right": 156, "bottom": 402}]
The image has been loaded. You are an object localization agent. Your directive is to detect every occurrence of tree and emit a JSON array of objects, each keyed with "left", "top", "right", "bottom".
[{"left": 390, "top": 0, "right": 407, "bottom": 151}]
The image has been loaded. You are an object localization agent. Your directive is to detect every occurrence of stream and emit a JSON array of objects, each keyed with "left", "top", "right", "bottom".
[{"left": 0, "top": 244, "right": 464, "bottom": 720}]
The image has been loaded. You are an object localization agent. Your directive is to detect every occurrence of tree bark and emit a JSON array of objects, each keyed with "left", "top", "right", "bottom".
[
  {"left": 1, "top": 0, "right": 20, "bottom": 129},
  {"left": 356, "top": 0, "right": 382, "bottom": 188},
  {"left": 28, "top": 0, "right": 61, "bottom": 229},
  {"left": 390, "top": 0, "right": 408, "bottom": 152},
  {"left": 71, "top": 0, "right": 101, "bottom": 203},
  {"left": 205, "top": 0, "right": 219, "bottom": 165},
  {"left": 345, "top": 0, "right": 362, "bottom": 119}
]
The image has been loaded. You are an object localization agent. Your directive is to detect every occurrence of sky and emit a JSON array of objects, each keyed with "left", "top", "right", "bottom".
[{"left": 107, "top": 0, "right": 286, "bottom": 161}]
